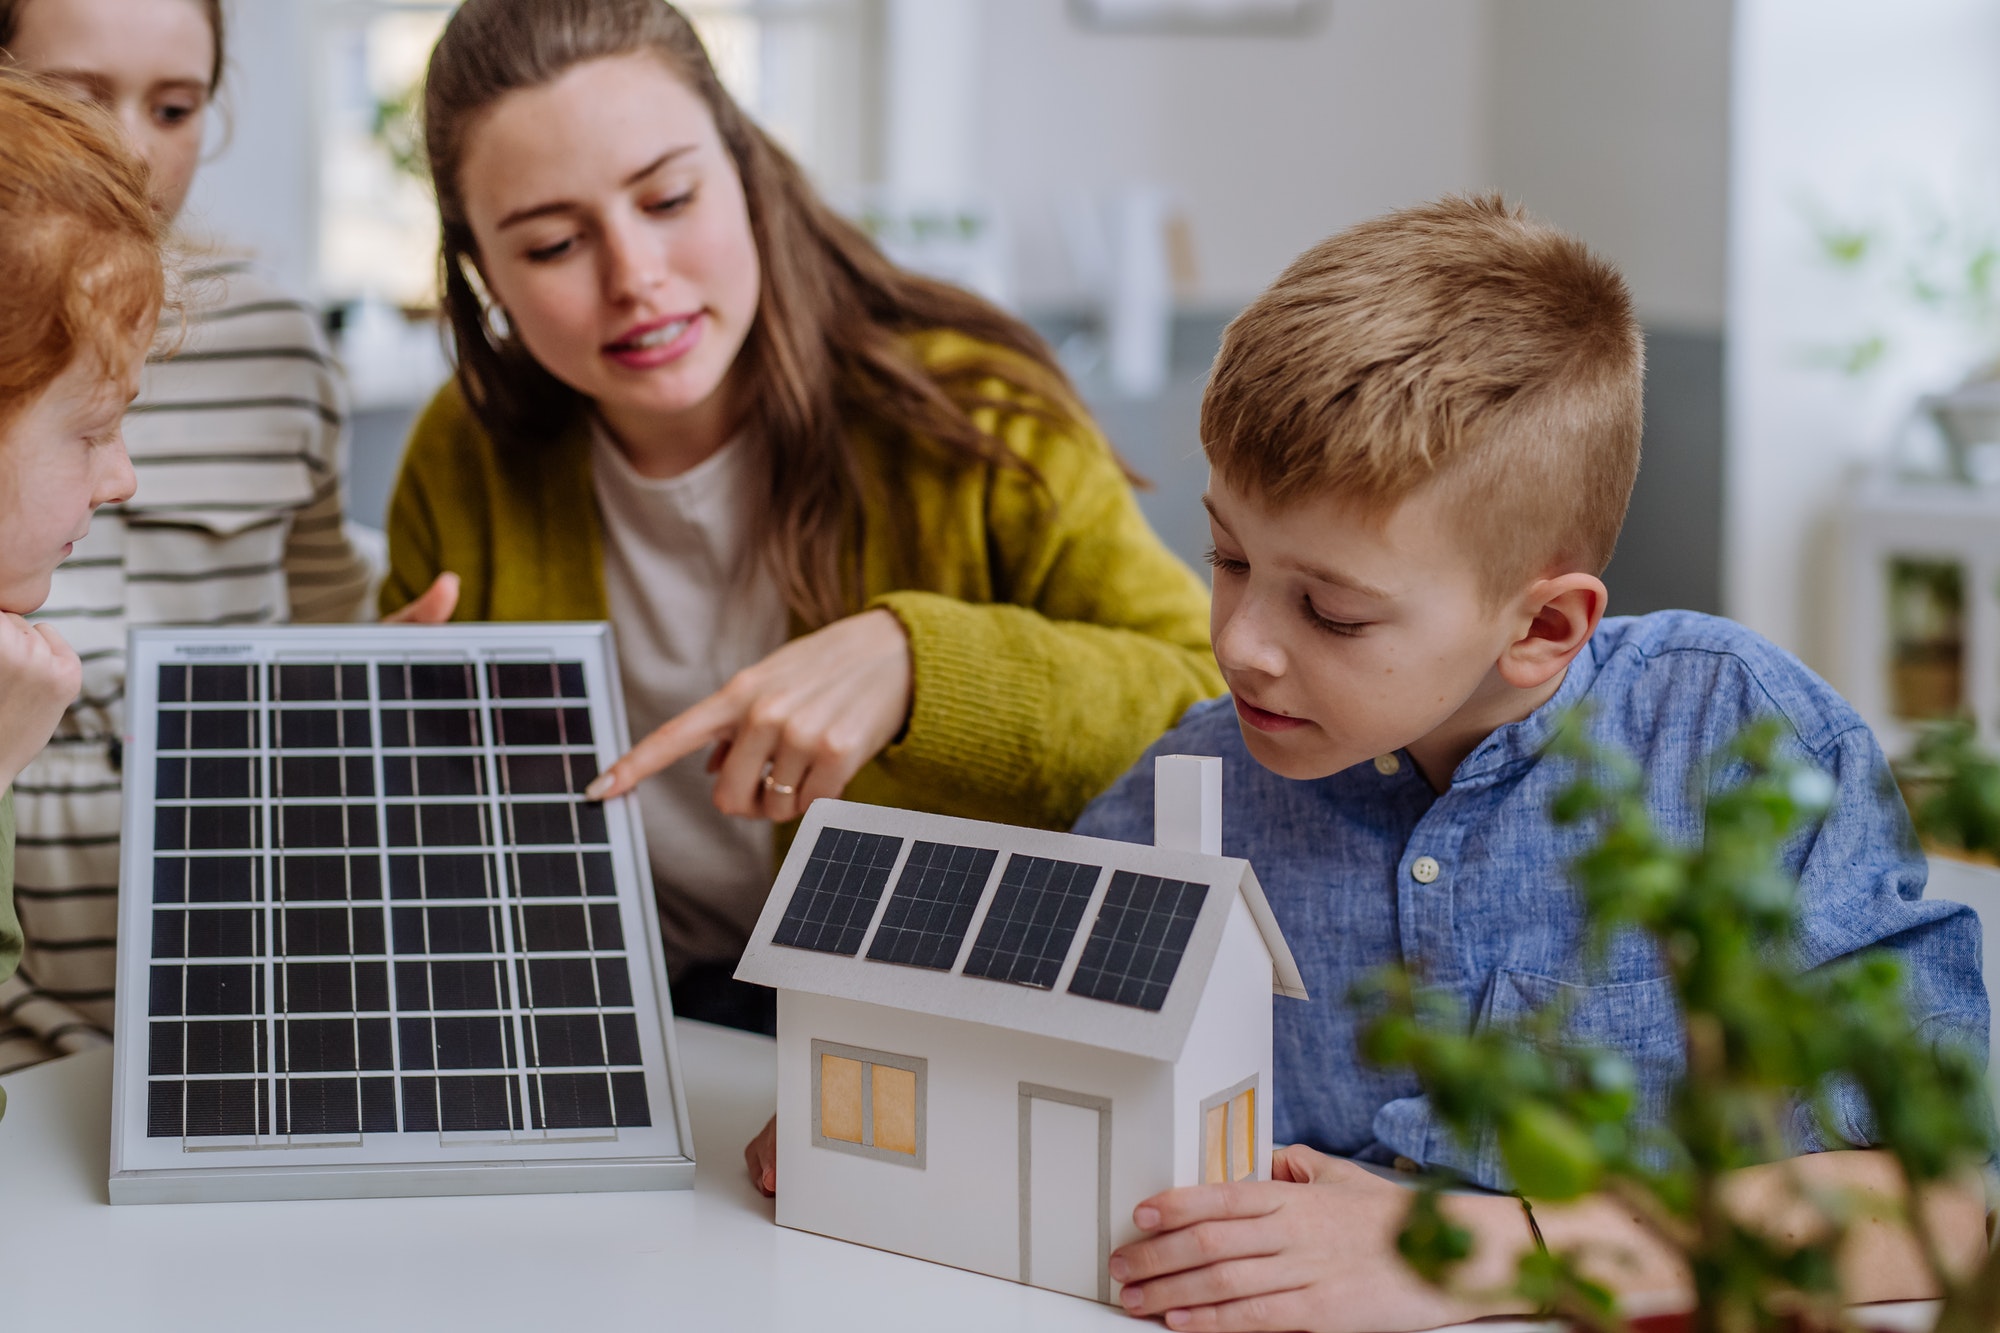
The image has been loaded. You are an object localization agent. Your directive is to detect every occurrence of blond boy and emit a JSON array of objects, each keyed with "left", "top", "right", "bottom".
[{"left": 1073, "top": 196, "right": 1989, "bottom": 1331}]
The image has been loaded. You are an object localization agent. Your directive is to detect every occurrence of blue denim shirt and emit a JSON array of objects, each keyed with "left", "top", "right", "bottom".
[{"left": 1074, "top": 611, "right": 1989, "bottom": 1189}]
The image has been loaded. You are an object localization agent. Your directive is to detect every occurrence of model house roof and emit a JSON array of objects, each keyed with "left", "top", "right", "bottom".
[{"left": 734, "top": 767, "right": 1306, "bottom": 1063}]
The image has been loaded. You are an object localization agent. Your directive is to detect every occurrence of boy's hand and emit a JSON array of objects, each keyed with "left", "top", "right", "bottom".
[
  {"left": 745, "top": 1114, "right": 777, "bottom": 1197},
  {"left": 0, "top": 613, "right": 80, "bottom": 792},
  {"left": 1110, "top": 1146, "right": 1513, "bottom": 1333}
]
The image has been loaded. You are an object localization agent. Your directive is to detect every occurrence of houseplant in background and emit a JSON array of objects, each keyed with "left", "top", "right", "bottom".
[
  {"left": 1359, "top": 714, "right": 1999, "bottom": 1333},
  {"left": 1805, "top": 193, "right": 2000, "bottom": 484},
  {"left": 1898, "top": 720, "right": 2000, "bottom": 864}
]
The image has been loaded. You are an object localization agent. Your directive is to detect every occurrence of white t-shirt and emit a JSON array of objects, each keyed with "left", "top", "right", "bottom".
[{"left": 589, "top": 423, "right": 789, "bottom": 973}]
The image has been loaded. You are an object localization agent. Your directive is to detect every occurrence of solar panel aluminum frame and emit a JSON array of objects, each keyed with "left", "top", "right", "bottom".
[
  {"left": 734, "top": 800, "right": 1262, "bottom": 1063},
  {"left": 109, "top": 624, "right": 695, "bottom": 1204}
]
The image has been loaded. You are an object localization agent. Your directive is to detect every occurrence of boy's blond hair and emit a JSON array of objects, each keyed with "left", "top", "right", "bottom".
[{"left": 1202, "top": 194, "right": 1644, "bottom": 599}]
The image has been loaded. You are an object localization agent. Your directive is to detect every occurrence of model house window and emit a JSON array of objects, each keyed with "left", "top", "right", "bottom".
[
  {"left": 811, "top": 1040, "right": 926, "bottom": 1167},
  {"left": 1200, "top": 1077, "right": 1257, "bottom": 1184}
]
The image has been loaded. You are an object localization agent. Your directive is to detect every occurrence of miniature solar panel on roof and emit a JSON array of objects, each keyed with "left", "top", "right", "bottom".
[
  {"left": 960, "top": 854, "right": 1101, "bottom": 989},
  {"left": 771, "top": 827, "right": 904, "bottom": 955},
  {"left": 112, "top": 624, "right": 692, "bottom": 1205},
  {"left": 1066, "top": 870, "right": 1208, "bottom": 1012},
  {"left": 864, "top": 841, "right": 998, "bottom": 970}
]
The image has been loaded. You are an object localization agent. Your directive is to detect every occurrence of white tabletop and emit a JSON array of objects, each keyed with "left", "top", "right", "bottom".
[
  {"left": 0, "top": 1020, "right": 1142, "bottom": 1332},
  {"left": 0, "top": 1020, "right": 1944, "bottom": 1328},
  {"left": 6, "top": 1021, "right": 1935, "bottom": 1333}
]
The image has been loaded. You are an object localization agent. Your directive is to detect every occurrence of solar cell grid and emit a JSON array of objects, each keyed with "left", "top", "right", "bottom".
[
  {"left": 158, "top": 708, "right": 258, "bottom": 751},
  {"left": 500, "top": 751, "right": 598, "bottom": 795},
  {"left": 511, "top": 850, "right": 615, "bottom": 898},
  {"left": 272, "top": 663, "right": 367, "bottom": 702},
  {"left": 378, "top": 661, "right": 476, "bottom": 701},
  {"left": 272, "top": 708, "right": 372, "bottom": 750},
  {"left": 156, "top": 755, "right": 259, "bottom": 800},
  {"left": 138, "top": 646, "right": 660, "bottom": 1149},
  {"left": 152, "top": 856, "right": 260, "bottom": 905},
  {"left": 160, "top": 662, "right": 259, "bottom": 703},
  {"left": 390, "top": 852, "right": 494, "bottom": 900},
  {"left": 379, "top": 707, "right": 482, "bottom": 749},
  {"left": 280, "top": 802, "right": 377, "bottom": 849},
  {"left": 507, "top": 799, "right": 609, "bottom": 846},
  {"left": 386, "top": 802, "right": 489, "bottom": 848},
  {"left": 276, "top": 755, "right": 373, "bottom": 799},
  {"left": 960, "top": 854, "right": 1101, "bottom": 989},
  {"left": 276, "top": 854, "right": 380, "bottom": 901},
  {"left": 1066, "top": 871, "right": 1208, "bottom": 1012},
  {"left": 493, "top": 706, "right": 593, "bottom": 747},
  {"left": 488, "top": 661, "right": 588, "bottom": 699},
  {"left": 864, "top": 842, "right": 998, "bottom": 970},
  {"left": 384, "top": 752, "right": 486, "bottom": 797},
  {"left": 771, "top": 827, "right": 904, "bottom": 956},
  {"left": 154, "top": 804, "right": 260, "bottom": 852}
]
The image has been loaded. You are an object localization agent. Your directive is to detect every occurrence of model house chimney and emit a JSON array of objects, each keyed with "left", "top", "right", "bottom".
[{"left": 1153, "top": 755, "right": 1222, "bottom": 856}]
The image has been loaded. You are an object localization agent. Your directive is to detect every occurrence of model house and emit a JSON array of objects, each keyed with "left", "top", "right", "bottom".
[{"left": 734, "top": 756, "right": 1306, "bottom": 1304}]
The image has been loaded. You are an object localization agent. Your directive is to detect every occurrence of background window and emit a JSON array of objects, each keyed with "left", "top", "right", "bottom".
[
  {"left": 811, "top": 1039, "right": 925, "bottom": 1166},
  {"left": 313, "top": 0, "right": 872, "bottom": 310}
]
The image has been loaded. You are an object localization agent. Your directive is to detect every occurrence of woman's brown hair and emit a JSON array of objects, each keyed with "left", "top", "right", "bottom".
[
  {"left": 0, "top": 68, "right": 164, "bottom": 428},
  {"left": 425, "top": 0, "right": 1085, "bottom": 626},
  {"left": 0, "top": 0, "right": 227, "bottom": 94}
]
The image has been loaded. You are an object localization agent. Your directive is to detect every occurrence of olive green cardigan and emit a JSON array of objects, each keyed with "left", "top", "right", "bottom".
[{"left": 381, "top": 330, "right": 1224, "bottom": 833}]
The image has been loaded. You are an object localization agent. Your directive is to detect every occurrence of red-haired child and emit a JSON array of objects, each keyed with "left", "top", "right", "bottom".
[{"left": 0, "top": 68, "right": 161, "bottom": 1113}]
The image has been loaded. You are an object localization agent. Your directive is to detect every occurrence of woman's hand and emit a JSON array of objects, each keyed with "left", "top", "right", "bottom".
[
  {"left": 0, "top": 613, "right": 81, "bottom": 793},
  {"left": 382, "top": 572, "right": 460, "bottom": 624},
  {"left": 745, "top": 1114, "right": 777, "bottom": 1197},
  {"left": 1109, "top": 1147, "right": 1524, "bottom": 1333},
  {"left": 586, "top": 608, "right": 912, "bottom": 824}
]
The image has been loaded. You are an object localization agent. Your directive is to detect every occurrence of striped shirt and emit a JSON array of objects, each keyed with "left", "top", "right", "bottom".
[{"left": 0, "top": 258, "right": 378, "bottom": 1073}]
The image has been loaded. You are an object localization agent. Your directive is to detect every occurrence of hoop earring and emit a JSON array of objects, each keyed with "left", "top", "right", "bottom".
[{"left": 456, "top": 255, "right": 512, "bottom": 341}]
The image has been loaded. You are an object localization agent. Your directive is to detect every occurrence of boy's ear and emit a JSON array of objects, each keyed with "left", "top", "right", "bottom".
[{"left": 1496, "top": 572, "right": 1607, "bottom": 691}]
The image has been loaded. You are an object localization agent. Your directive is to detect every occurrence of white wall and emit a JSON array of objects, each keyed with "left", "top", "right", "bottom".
[
  {"left": 1489, "top": 0, "right": 1733, "bottom": 333},
  {"left": 179, "top": 0, "right": 318, "bottom": 295},
  {"left": 184, "top": 0, "right": 1736, "bottom": 332},
  {"left": 775, "top": 992, "right": 1175, "bottom": 1297},
  {"left": 1171, "top": 897, "right": 1277, "bottom": 1185},
  {"left": 1726, "top": 0, "right": 2000, "bottom": 665},
  {"left": 965, "top": 0, "right": 1732, "bottom": 322},
  {"left": 971, "top": 0, "right": 1495, "bottom": 309}
]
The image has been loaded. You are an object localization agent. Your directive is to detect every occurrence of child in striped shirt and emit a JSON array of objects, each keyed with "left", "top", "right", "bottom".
[
  {"left": 0, "top": 0, "right": 378, "bottom": 1068},
  {"left": 0, "top": 69, "right": 163, "bottom": 1116}
]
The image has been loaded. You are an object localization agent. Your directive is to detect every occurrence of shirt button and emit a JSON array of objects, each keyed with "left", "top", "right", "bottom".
[
  {"left": 1411, "top": 855, "right": 1440, "bottom": 884},
  {"left": 1373, "top": 753, "right": 1401, "bottom": 776}
]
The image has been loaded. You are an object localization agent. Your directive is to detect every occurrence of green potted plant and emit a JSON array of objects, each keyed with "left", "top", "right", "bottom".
[
  {"left": 1358, "top": 714, "right": 1998, "bottom": 1333},
  {"left": 1804, "top": 195, "right": 2000, "bottom": 484},
  {"left": 1898, "top": 721, "right": 2000, "bottom": 864}
]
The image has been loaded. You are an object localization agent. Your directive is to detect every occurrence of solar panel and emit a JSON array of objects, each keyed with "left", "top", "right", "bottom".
[
  {"left": 960, "top": 854, "right": 1101, "bottom": 989},
  {"left": 112, "top": 624, "right": 692, "bottom": 1204},
  {"left": 1066, "top": 871, "right": 1208, "bottom": 1012},
  {"left": 864, "top": 842, "right": 998, "bottom": 970},
  {"left": 771, "top": 827, "right": 903, "bottom": 956}
]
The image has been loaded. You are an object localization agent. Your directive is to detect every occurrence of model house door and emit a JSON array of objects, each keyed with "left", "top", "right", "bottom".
[{"left": 1018, "top": 1084, "right": 1111, "bottom": 1303}]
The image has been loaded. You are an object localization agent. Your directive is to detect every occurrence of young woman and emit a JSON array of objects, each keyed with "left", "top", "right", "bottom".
[
  {"left": 0, "top": 69, "right": 160, "bottom": 1116},
  {"left": 0, "top": 0, "right": 376, "bottom": 1073},
  {"left": 389, "top": 0, "right": 1223, "bottom": 1032}
]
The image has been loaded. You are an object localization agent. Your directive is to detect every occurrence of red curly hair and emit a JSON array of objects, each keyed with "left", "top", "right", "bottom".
[{"left": 0, "top": 68, "right": 164, "bottom": 429}]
